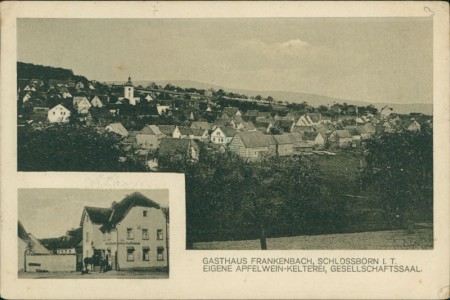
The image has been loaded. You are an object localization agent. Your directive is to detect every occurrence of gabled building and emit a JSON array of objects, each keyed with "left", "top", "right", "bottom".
[
  {"left": 90, "top": 96, "right": 103, "bottom": 108},
  {"left": 159, "top": 138, "right": 199, "bottom": 161},
  {"left": 363, "top": 123, "right": 376, "bottom": 136},
  {"left": 210, "top": 126, "right": 236, "bottom": 145},
  {"left": 73, "top": 96, "right": 91, "bottom": 114},
  {"left": 272, "top": 133, "right": 303, "bottom": 156},
  {"left": 380, "top": 106, "right": 393, "bottom": 118},
  {"left": 156, "top": 104, "right": 171, "bottom": 115},
  {"left": 48, "top": 104, "right": 71, "bottom": 123},
  {"left": 229, "top": 131, "right": 277, "bottom": 160},
  {"left": 105, "top": 122, "right": 129, "bottom": 138},
  {"left": 190, "top": 121, "right": 212, "bottom": 131},
  {"left": 40, "top": 227, "right": 83, "bottom": 256},
  {"left": 191, "top": 128, "right": 209, "bottom": 141},
  {"left": 407, "top": 120, "right": 421, "bottom": 132},
  {"left": 31, "top": 107, "right": 50, "bottom": 122},
  {"left": 330, "top": 130, "right": 353, "bottom": 148},
  {"left": 303, "top": 131, "right": 326, "bottom": 149},
  {"left": 61, "top": 92, "right": 73, "bottom": 99},
  {"left": 136, "top": 125, "right": 164, "bottom": 150},
  {"left": 222, "top": 107, "right": 241, "bottom": 118},
  {"left": 157, "top": 125, "right": 176, "bottom": 136},
  {"left": 18, "top": 221, "right": 50, "bottom": 271},
  {"left": 75, "top": 81, "right": 85, "bottom": 90},
  {"left": 80, "top": 192, "right": 168, "bottom": 270},
  {"left": 296, "top": 114, "right": 314, "bottom": 127}
]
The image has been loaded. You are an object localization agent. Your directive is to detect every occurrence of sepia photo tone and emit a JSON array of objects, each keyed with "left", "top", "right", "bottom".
[
  {"left": 17, "top": 18, "right": 433, "bottom": 250},
  {"left": 18, "top": 189, "right": 169, "bottom": 279}
]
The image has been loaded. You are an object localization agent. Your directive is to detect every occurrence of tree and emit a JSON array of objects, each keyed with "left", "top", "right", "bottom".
[
  {"left": 317, "top": 105, "right": 329, "bottom": 113},
  {"left": 160, "top": 145, "right": 321, "bottom": 250},
  {"left": 255, "top": 95, "right": 262, "bottom": 101},
  {"left": 18, "top": 124, "right": 143, "bottom": 172},
  {"left": 241, "top": 155, "right": 320, "bottom": 249},
  {"left": 267, "top": 96, "right": 274, "bottom": 104},
  {"left": 363, "top": 131, "right": 433, "bottom": 229}
]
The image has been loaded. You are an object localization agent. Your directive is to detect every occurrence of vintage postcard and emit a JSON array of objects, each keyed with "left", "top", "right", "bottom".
[{"left": 1, "top": 1, "right": 449, "bottom": 299}]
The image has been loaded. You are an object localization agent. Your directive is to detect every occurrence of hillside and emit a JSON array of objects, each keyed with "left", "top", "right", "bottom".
[
  {"left": 17, "top": 62, "right": 88, "bottom": 82},
  {"left": 123, "top": 79, "right": 432, "bottom": 115}
]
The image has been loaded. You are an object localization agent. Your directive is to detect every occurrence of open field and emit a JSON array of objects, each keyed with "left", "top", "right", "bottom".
[
  {"left": 18, "top": 269, "right": 169, "bottom": 279},
  {"left": 192, "top": 228, "right": 433, "bottom": 250}
]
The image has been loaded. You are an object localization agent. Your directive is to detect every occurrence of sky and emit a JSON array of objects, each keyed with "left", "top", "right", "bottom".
[
  {"left": 18, "top": 189, "right": 169, "bottom": 239},
  {"left": 17, "top": 18, "right": 432, "bottom": 104}
]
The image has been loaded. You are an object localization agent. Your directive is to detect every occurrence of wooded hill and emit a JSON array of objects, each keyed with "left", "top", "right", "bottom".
[{"left": 17, "top": 62, "right": 88, "bottom": 82}]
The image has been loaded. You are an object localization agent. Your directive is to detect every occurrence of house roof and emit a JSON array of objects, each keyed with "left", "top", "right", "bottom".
[
  {"left": 292, "top": 126, "right": 314, "bottom": 133},
  {"left": 141, "top": 124, "right": 163, "bottom": 135},
  {"left": 178, "top": 126, "right": 193, "bottom": 135},
  {"left": 106, "top": 122, "right": 129, "bottom": 137},
  {"left": 254, "top": 118, "right": 273, "bottom": 127},
  {"left": 73, "top": 96, "right": 88, "bottom": 105},
  {"left": 108, "top": 192, "right": 160, "bottom": 225},
  {"left": 274, "top": 119, "right": 294, "bottom": 129},
  {"left": 272, "top": 133, "right": 302, "bottom": 145},
  {"left": 49, "top": 103, "right": 70, "bottom": 112},
  {"left": 231, "top": 115, "right": 243, "bottom": 123},
  {"left": 363, "top": 123, "right": 376, "bottom": 133},
  {"left": 242, "top": 121, "right": 256, "bottom": 131},
  {"left": 222, "top": 107, "right": 239, "bottom": 117},
  {"left": 19, "top": 222, "right": 51, "bottom": 254},
  {"left": 159, "top": 137, "right": 198, "bottom": 156},
  {"left": 84, "top": 206, "right": 113, "bottom": 225},
  {"left": 192, "top": 128, "right": 207, "bottom": 136},
  {"left": 237, "top": 131, "right": 276, "bottom": 148},
  {"left": 28, "top": 234, "right": 52, "bottom": 254},
  {"left": 306, "top": 113, "right": 321, "bottom": 123},
  {"left": 18, "top": 221, "right": 30, "bottom": 241},
  {"left": 158, "top": 125, "right": 176, "bottom": 135},
  {"left": 334, "top": 130, "right": 352, "bottom": 138},
  {"left": 303, "top": 131, "right": 321, "bottom": 141},
  {"left": 245, "top": 110, "right": 259, "bottom": 117},
  {"left": 190, "top": 121, "right": 211, "bottom": 130},
  {"left": 343, "top": 126, "right": 361, "bottom": 136},
  {"left": 213, "top": 119, "right": 231, "bottom": 127},
  {"left": 355, "top": 126, "right": 369, "bottom": 134},
  {"left": 40, "top": 227, "right": 83, "bottom": 250},
  {"left": 214, "top": 126, "right": 237, "bottom": 137},
  {"left": 258, "top": 112, "right": 272, "bottom": 118}
]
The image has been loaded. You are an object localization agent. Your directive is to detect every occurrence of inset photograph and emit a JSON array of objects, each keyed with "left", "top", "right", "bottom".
[{"left": 18, "top": 189, "right": 169, "bottom": 279}]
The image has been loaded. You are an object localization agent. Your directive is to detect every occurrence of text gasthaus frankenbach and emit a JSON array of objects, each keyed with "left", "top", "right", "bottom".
[{"left": 202, "top": 257, "right": 422, "bottom": 274}]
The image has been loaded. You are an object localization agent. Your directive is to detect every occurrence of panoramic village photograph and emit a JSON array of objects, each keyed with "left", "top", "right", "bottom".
[
  {"left": 17, "top": 18, "right": 433, "bottom": 250},
  {"left": 18, "top": 189, "right": 169, "bottom": 278}
]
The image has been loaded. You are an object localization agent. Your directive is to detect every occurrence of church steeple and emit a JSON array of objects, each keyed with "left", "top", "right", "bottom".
[{"left": 125, "top": 76, "right": 133, "bottom": 86}]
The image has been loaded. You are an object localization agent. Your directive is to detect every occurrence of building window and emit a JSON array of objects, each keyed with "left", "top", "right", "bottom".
[
  {"left": 126, "top": 228, "right": 134, "bottom": 239},
  {"left": 157, "top": 247, "right": 164, "bottom": 261},
  {"left": 157, "top": 229, "right": 163, "bottom": 240},
  {"left": 143, "top": 248, "right": 150, "bottom": 261},
  {"left": 86, "top": 232, "right": 89, "bottom": 242},
  {"left": 142, "top": 228, "right": 149, "bottom": 240},
  {"left": 143, "top": 210, "right": 147, "bottom": 217},
  {"left": 127, "top": 248, "right": 135, "bottom": 261}
]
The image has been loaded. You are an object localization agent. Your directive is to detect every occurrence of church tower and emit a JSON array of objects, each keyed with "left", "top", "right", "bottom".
[{"left": 124, "top": 76, "right": 136, "bottom": 105}]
